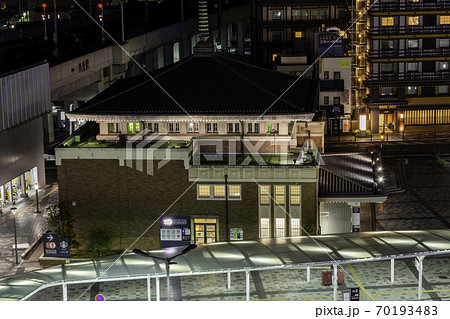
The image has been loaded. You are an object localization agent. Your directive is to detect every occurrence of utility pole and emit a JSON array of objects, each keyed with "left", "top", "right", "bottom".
[{"left": 53, "top": 0, "right": 58, "bottom": 56}]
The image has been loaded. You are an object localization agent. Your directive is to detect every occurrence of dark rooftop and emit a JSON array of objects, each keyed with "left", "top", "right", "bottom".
[{"left": 72, "top": 54, "right": 318, "bottom": 116}]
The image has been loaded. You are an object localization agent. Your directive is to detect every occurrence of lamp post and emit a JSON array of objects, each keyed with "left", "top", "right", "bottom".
[
  {"left": 271, "top": 129, "right": 278, "bottom": 155},
  {"left": 11, "top": 206, "right": 18, "bottom": 265},
  {"left": 133, "top": 244, "right": 197, "bottom": 301},
  {"left": 35, "top": 183, "right": 40, "bottom": 213},
  {"left": 43, "top": 2, "right": 48, "bottom": 41}
]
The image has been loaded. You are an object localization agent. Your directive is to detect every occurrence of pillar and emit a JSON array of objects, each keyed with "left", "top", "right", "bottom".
[
  {"left": 179, "top": 38, "right": 191, "bottom": 59},
  {"left": 417, "top": 256, "right": 425, "bottom": 300},
  {"left": 164, "top": 44, "right": 174, "bottom": 67},
  {"left": 237, "top": 22, "right": 244, "bottom": 55},
  {"left": 333, "top": 264, "right": 338, "bottom": 301},
  {"left": 147, "top": 277, "right": 151, "bottom": 301},
  {"left": 220, "top": 26, "right": 228, "bottom": 53},
  {"left": 227, "top": 272, "right": 231, "bottom": 289},
  {"left": 391, "top": 259, "right": 395, "bottom": 282},
  {"left": 245, "top": 271, "right": 250, "bottom": 301},
  {"left": 62, "top": 283, "right": 68, "bottom": 301},
  {"left": 371, "top": 108, "right": 380, "bottom": 133},
  {"left": 156, "top": 277, "right": 160, "bottom": 301},
  {"left": 307, "top": 266, "right": 311, "bottom": 282}
]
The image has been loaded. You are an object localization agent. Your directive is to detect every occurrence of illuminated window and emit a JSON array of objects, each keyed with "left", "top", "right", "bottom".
[
  {"left": 439, "top": 39, "right": 450, "bottom": 48},
  {"left": 213, "top": 185, "right": 225, "bottom": 198},
  {"left": 260, "top": 218, "right": 270, "bottom": 238},
  {"left": 412, "top": 0, "right": 420, "bottom": 2},
  {"left": 440, "top": 16, "right": 450, "bottom": 25},
  {"left": 108, "top": 123, "right": 117, "bottom": 133},
  {"left": 290, "top": 186, "right": 301, "bottom": 206},
  {"left": 127, "top": 122, "right": 140, "bottom": 133},
  {"left": 381, "top": 17, "right": 394, "bottom": 26},
  {"left": 194, "top": 123, "right": 199, "bottom": 132},
  {"left": 407, "top": 39, "right": 419, "bottom": 49},
  {"left": 272, "top": 10, "right": 282, "bottom": 20},
  {"left": 188, "top": 122, "right": 194, "bottom": 132},
  {"left": 360, "top": 115, "right": 367, "bottom": 131},
  {"left": 408, "top": 16, "right": 419, "bottom": 26},
  {"left": 274, "top": 185, "right": 285, "bottom": 206},
  {"left": 275, "top": 218, "right": 285, "bottom": 237},
  {"left": 407, "top": 62, "right": 419, "bottom": 72},
  {"left": 407, "top": 86, "right": 418, "bottom": 95},
  {"left": 381, "top": 40, "right": 394, "bottom": 50},
  {"left": 292, "top": 9, "right": 308, "bottom": 21},
  {"left": 260, "top": 185, "right": 270, "bottom": 206},
  {"left": 198, "top": 185, "right": 211, "bottom": 198},
  {"left": 267, "top": 123, "right": 272, "bottom": 132},
  {"left": 272, "top": 53, "right": 278, "bottom": 61},
  {"left": 228, "top": 185, "right": 241, "bottom": 199},
  {"left": 294, "top": 31, "right": 303, "bottom": 38},
  {"left": 381, "top": 87, "right": 394, "bottom": 96},
  {"left": 290, "top": 218, "right": 301, "bottom": 236},
  {"left": 439, "top": 86, "right": 448, "bottom": 94},
  {"left": 439, "top": 62, "right": 449, "bottom": 71}
]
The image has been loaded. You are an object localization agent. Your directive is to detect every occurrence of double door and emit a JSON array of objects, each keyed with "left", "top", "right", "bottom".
[{"left": 194, "top": 219, "right": 217, "bottom": 244}]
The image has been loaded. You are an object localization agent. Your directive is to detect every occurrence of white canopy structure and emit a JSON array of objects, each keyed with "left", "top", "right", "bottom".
[{"left": 0, "top": 230, "right": 449, "bottom": 301}]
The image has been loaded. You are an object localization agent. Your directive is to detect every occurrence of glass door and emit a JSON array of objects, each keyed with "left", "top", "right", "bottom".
[{"left": 194, "top": 219, "right": 217, "bottom": 244}]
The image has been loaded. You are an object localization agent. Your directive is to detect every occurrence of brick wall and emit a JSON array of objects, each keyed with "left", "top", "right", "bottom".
[{"left": 58, "top": 159, "right": 318, "bottom": 251}]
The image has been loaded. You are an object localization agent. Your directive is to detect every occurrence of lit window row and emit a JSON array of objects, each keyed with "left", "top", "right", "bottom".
[
  {"left": 381, "top": 15, "right": 450, "bottom": 27},
  {"left": 260, "top": 217, "right": 301, "bottom": 238},
  {"left": 197, "top": 185, "right": 241, "bottom": 200},
  {"left": 259, "top": 185, "right": 301, "bottom": 206}
]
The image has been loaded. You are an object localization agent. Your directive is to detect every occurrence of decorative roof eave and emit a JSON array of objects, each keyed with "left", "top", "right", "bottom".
[
  {"left": 318, "top": 195, "right": 387, "bottom": 204},
  {"left": 66, "top": 113, "right": 316, "bottom": 123}
]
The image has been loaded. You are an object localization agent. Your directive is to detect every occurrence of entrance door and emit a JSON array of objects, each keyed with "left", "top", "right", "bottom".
[
  {"left": 329, "top": 119, "right": 340, "bottom": 135},
  {"left": 194, "top": 218, "right": 217, "bottom": 244}
]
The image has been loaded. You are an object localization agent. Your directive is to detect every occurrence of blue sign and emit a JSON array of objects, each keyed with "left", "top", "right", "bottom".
[
  {"left": 59, "top": 237, "right": 70, "bottom": 258},
  {"left": 160, "top": 216, "right": 191, "bottom": 248},
  {"left": 43, "top": 233, "right": 59, "bottom": 257},
  {"left": 318, "top": 34, "right": 344, "bottom": 57},
  {"left": 95, "top": 294, "right": 105, "bottom": 301}
]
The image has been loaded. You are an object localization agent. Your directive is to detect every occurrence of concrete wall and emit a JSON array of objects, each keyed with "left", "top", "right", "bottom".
[{"left": 0, "top": 118, "right": 46, "bottom": 187}]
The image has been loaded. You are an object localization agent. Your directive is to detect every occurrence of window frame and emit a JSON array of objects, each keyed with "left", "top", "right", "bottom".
[
  {"left": 381, "top": 16, "right": 395, "bottom": 26},
  {"left": 407, "top": 86, "right": 418, "bottom": 95},
  {"left": 259, "top": 185, "right": 271, "bottom": 206},
  {"left": 439, "top": 61, "right": 449, "bottom": 71},
  {"left": 290, "top": 218, "right": 301, "bottom": 236},
  {"left": 289, "top": 185, "right": 301, "bottom": 206},
  {"left": 274, "top": 185, "right": 285, "bottom": 206},
  {"left": 197, "top": 185, "right": 241, "bottom": 200},
  {"left": 408, "top": 16, "right": 420, "bottom": 26},
  {"left": 407, "top": 62, "right": 419, "bottom": 72}
]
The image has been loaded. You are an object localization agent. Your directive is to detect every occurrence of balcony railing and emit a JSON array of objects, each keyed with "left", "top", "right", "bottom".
[
  {"left": 369, "top": 48, "right": 450, "bottom": 58},
  {"left": 369, "top": 25, "right": 450, "bottom": 35},
  {"left": 369, "top": 71, "right": 450, "bottom": 81},
  {"left": 370, "top": 1, "right": 450, "bottom": 12}
]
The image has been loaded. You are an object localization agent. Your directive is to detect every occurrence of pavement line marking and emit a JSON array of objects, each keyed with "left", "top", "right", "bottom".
[
  {"left": 0, "top": 187, "right": 58, "bottom": 228},
  {"left": 347, "top": 264, "right": 374, "bottom": 300}
]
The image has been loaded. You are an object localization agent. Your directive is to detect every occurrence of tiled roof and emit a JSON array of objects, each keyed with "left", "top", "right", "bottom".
[
  {"left": 319, "top": 152, "right": 381, "bottom": 195},
  {"left": 72, "top": 55, "right": 318, "bottom": 116}
]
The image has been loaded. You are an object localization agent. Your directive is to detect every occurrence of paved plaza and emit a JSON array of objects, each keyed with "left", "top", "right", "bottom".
[{"left": 1, "top": 155, "right": 450, "bottom": 301}]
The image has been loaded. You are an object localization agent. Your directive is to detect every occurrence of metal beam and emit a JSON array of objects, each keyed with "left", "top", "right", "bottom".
[
  {"left": 147, "top": 276, "right": 151, "bottom": 301},
  {"left": 245, "top": 271, "right": 250, "bottom": 301},
  {"left": 156, "top": 277, "right": 160, "bottom": 301}
]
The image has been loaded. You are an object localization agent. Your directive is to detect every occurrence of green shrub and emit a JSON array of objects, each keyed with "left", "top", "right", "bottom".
[{"left": 88, "top": 230, "right": 112, "bottom": 257}]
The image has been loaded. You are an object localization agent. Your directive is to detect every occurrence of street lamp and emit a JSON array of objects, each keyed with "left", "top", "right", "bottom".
[
  {"left": 271, "top": 129, "right": 278, "bottom": 155},
  {"left": 42, "top": 2, "right": 48, "bottom": 41},
  {"left": 133, "top": 244, "right": 197, "bottom": 301},
  {"left": 11, "top": 206, "right": 18, "bottom": 265},
  {"left": 35, "top": 183, "right": 40, "bottom": 213}
]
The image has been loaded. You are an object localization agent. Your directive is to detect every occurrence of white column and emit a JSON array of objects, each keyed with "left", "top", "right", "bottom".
[
  {"left": 418, "top": 256, "right": 425, "bottom": 300},
  {"left": 307, "top": 267, "right": 311, "bottom": 282},
  {"left": 147, "top": 277, "right": 151, "bottom": 301},
  {"left": 62, "top": 283, "right": 68, "bottom": 301},
  {"left": 245, "top": 271, "right": 250, "bottom": 301},
  {"left": 391, "top": 259, "right": 395, "bottom": 282},
  {"left": 227, "top": 272, "right": 231, "bottom": 289},
  {"left": 156, "top": 277, "right": 160, "bottom": 301},
  {"left": 333, "top": 265, "right": 338, "bottom": 301}
]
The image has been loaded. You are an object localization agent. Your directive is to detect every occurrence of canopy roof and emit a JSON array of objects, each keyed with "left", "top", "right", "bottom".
[{"left": 0, "top": 230, "right": 449, "bottom": 300}]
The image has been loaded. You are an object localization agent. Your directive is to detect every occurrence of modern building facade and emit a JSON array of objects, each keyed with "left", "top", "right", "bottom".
[
  {"left": 0, "top": 62, "right": 50, "bottom": 208},
  {"left": 362, "top": 0, "right": 450, "bottom": 133}
]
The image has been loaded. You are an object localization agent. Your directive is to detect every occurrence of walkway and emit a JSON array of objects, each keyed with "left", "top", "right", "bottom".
[{"left": 0, "top": 185, "right": 59, "bottom": 278}]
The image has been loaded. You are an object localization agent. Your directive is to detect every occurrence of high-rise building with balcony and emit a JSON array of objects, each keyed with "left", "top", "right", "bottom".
[{"left": 362, "top": 0, "right": 450, "bottom": 133}]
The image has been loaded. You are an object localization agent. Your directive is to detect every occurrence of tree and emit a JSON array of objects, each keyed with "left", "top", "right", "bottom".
[
  {"left": 46, "top": 203, "right": 80, "bottom": 249},
  {"left": 88, "top": 230, "right": 112, "bottom": 257}
]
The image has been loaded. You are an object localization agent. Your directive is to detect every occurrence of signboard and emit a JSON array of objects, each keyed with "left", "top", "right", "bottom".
[
  {"left": 160, "top": 216, "right": 191, "bottom": 248},
  {"left": 230, "top": 228, "right": 243, "bottom": 241},
  {"left": 352, "top": 207, "right": 360, "bottom": 232},
  {"left": 318, "top": 34, "right": 344, "bottom": 57},
  {"left": 43, "top": 233, "right": 59, "bottom": 257},
  {"left": 350, "top": 288, "right": 360, "bottom": 301},
  {"left": 95, "top": 294, "right": 105, "bottom": 301},
  {"left": 340, "top": 59, "right": 350, "bottom": 69},
  {"left": 59, "top": 237, "right": 70, "bottom": 258}
]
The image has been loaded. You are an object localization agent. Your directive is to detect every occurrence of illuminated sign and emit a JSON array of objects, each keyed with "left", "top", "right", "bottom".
[{"left": 163, "top": 218, "right": 173, "bottom": 226}]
